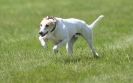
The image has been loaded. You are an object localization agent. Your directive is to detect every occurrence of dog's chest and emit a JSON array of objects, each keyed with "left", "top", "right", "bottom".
[{"left": 47, "top": 34, "right": 62, "bottom": 44}]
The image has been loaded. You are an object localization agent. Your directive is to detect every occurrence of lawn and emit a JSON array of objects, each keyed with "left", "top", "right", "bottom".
[{"left": 0, "top": 0, "right": 133, "bottom": 83}]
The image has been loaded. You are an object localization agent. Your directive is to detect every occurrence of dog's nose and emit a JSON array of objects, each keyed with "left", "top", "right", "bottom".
[{"left": 39, "top": 32, "right": 43, "bottom": 35}]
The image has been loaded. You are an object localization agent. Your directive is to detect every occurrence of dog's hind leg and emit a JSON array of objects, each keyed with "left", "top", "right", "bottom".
[
  {"left": 82, "top": 30, "right": 99, "bottom": 58},
  {"left": 66, "top": 36, "right": 78, "bottom": 55}
]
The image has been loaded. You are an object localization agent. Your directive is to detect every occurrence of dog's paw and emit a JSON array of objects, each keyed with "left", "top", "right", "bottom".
[
  {"left": 94, "top": 52, "right": 99, "bottom": 58},
  {"left": 53, "top": 45, "right": 58, "bottom": 53}
]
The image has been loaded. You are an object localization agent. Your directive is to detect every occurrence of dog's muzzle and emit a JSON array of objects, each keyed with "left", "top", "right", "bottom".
[{"left": 39, "top": 31, "right": 48, "bottom": 37}]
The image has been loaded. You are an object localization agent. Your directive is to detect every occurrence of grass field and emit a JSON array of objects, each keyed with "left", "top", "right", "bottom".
[{"left": 0, "top": 0, "right": 133, "bottom": 83}]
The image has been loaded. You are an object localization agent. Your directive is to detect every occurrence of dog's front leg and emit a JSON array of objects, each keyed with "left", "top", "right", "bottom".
[
  {"left": 53, "top": 39, "right": 67, "bottom": 53},
  {"left": 39, "top": 36, "right": 47, "bottom": 48}
]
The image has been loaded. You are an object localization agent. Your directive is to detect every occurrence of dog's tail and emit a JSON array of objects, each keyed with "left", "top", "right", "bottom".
[{"left": 89, "top": 15, "right": 104, "bottom": 29}]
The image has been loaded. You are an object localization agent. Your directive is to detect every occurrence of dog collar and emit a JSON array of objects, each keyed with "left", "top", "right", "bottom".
[{"left": 51, "top": 22, "right": 56, "bottom": 32}]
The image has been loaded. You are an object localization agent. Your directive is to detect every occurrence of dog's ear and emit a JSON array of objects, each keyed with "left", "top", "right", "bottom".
[
  {"left": 45, "top": 16, "right": 56, "bottom": 27},
  {"left": 48, "top": 16, "right": 56, "bottom": 23},
  {"left": 49, "top": 19, "right": 56, "bottom": 26},
  {"left": 46, "top": 16, "right": 54, "bottom": 19},
  {"left": 52, "top": 17, "right": 57, "bottom": 23}
]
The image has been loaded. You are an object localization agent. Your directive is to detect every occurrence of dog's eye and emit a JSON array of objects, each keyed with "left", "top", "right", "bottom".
[
  {"left": 40, "top": 24, "right": 42, "bottom": 27},
  {"left": 45, "top": 24, "right": 49, "bottom": 27}
]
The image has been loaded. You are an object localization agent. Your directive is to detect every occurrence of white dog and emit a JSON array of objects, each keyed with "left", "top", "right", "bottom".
[{"left": 39, "top": 15, "right": 104, "bottom": 57}]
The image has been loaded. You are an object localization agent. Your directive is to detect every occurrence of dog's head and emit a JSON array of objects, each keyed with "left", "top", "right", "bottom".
[{"left": 39, "top": 16, "right": 56, "bottom": 37}]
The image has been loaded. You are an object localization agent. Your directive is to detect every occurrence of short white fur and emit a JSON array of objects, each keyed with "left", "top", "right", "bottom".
[{"left": 39, "top": 15, "right": 104, "bottom": 57}]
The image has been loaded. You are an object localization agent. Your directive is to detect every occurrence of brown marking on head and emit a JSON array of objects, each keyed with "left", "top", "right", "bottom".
[{"left": 40, "top": 16, "right": 56, "bottom": 28}]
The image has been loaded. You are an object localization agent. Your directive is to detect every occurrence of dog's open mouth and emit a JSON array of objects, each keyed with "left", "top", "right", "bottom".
[{"left": 40, "top": 31, "right": 48, "bottom": 37}]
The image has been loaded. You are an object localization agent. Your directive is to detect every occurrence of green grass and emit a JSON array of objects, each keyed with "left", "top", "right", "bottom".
[{"left": 0, "top": 0, "right": 133, "bottom": 83}]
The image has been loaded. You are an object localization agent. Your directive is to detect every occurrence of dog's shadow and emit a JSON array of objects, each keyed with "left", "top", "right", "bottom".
[{"left": 57, "top": 55, "right": 99, "bottom": 64}]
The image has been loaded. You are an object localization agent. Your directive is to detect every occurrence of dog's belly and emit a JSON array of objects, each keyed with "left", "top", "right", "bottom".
[{"left": 51, "top": 39, "right": 62, "bottom": 45}]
